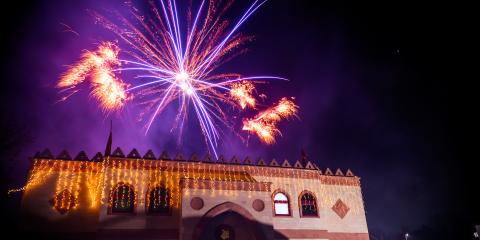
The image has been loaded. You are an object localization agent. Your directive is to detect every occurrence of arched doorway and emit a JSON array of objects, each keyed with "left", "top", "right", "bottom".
[{"left": 194, "top": 202, "right": 265, "bottom": 240}]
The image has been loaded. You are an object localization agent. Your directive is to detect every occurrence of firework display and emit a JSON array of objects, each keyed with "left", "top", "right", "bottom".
[
  {"left": 242, "top": 97, "right": 298, "bottom": 144},
  {"left": 229, "top": 81, "right": 256, "bottom": 109},
  {"left": 57, "top": 0, "right": 298, "bottom": 157},
  {"left": 58, "top": 42, "right": 127, "bottom": 111}
]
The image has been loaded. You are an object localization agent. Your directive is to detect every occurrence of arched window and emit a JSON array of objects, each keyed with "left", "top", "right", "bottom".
[
  {"left": 147, "top": 186, "right": 170, "bottom": 215},
  {"left": 110, "top": 183, "right": 135, "bottom": 214},
  {"left": 299, "top": 191, "right": 318, "bottom": 217},
  {"left": 273, "top": 192, "right": 290, "bottom": 216}
]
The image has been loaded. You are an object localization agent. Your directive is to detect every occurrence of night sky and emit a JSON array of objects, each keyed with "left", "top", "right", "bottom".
[{"left": 0, "top": 1, "right": 476, "bottom": 239}]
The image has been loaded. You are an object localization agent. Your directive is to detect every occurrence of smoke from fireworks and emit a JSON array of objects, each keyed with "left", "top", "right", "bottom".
[
  {"left": 56, "top": 0, "right": 298, "bottom": 157},
  {"left": 242, "top": 97, "right": 298, "bottom": 144}
]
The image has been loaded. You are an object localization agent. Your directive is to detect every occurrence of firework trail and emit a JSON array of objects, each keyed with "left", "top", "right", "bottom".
[
  {"left": 57, "top": 0, "right": 297, "bottom": 157},
  {"left": 242, "top": 97, "right": 298, "bottom": 144}
]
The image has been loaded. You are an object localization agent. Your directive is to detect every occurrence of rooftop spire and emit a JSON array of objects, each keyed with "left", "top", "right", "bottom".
[
  {"left": 300, "top": 148, "right": 308, "bottom": 166},
  {"left": 104, "top": 120, "right": 112, "bottom": 157}
]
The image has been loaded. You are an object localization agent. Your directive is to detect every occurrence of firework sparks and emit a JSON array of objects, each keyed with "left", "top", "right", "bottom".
[
  {"left": 57, "top": 0, "right": 297, "bottom": 157},
  {"left": 242, "top": 97, "right": 298, "bottom": 144},
  {"left": 57, "top": 42, "right": 127, "bottom": 111},
  {"left": 230, "top": 81, "right": 256, "bottom": 109},
  {"left": 90, "top": 65, "right": 128, "bottom": 111}
]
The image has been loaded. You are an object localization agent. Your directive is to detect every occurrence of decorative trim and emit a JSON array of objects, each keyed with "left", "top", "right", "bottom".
[
  {"left": 203, "top": 154, "right": 213, "bottom": 162},
  {"left": 32, "top": 148, "right": 360, "bottom": 176},
  {"left": 159, "top": 150, "right": 170, "bottom": 160},
  {"left": 269, "top": 158, "right": 279, "bottom": 166},
  {"left": 281, "top": 159, "right": 291, "bottom": 167},
  {"left": 217, "top": 155, "right": 227, "bottom": 163},
  {"left": 243, "top": 157, "right": 253, "bottom": 165},
  {"left": 180, "top": 179, "right": 271, "bottom": 192},
  {"left": 190, "top": 197, "right": 204, "bottom": 210},
  {"left": 293, "top": 160, "right": 304, "bottom": 168},
  {"left": 74, "top": 151, "right": 89, "bottom": 161},
  {"left": 252, "top": 199, "right": 265, "bottom": 212},
  {"left": 111, "top": 147, "right": 125, "bottom": 158},
  {"left": 143, "top": 149, "right": 156, "bottom": 160},
  {"left": 346, "top": 169, "right": 355, "bottom": 177},
  {"left": 29, "top": 158, "right": 361, "bottom": 186},
  {"left": 49, "top": 189, "right": 77, "bottom": 214},
  {"left": 190, "top": 153, "right": 200, "bottom": 162},
  {"left": 304, "top": 161, "right": 315, "bottom": 169},
  {"left": 127, "top": 148, "right": 141, "bottom": 159},
  {"left": 56, "top": 150, "right": 72, "bottom": 160},
  {"left": 231, "top": 155, "right": 240, "bottom": 164},
  {"left": 40, "top": 148, "right": 54, "bottom": 159},
  {"left": 91, "top": 152, "right": 103, "bottom": 162},
  {"left": 332, "top": 198, "right": 350, "bottom": 219},
  {"left": 175, "top": 153, "right": 184, "bottom": 161}
]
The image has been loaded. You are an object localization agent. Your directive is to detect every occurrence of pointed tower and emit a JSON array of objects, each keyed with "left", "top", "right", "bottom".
[{"left": 104, "top": 120, "right": 113, "bottom": 157}]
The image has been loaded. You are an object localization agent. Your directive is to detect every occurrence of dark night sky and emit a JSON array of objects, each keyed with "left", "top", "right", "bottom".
[{"left": 0, "top": 1, "right": 476, "bottom": 239}]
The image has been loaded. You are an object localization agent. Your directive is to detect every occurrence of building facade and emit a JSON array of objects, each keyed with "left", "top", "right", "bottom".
[{"left": 21, "top": 147, "right": 369, "bottom": 240}]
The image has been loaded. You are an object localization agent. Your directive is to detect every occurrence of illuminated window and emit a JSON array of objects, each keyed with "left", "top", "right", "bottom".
[
  {"left": 50, "top": 189, "right": 77, "bottom": 214},
  {"left": 147, "top": 186, "right": 170, "bottom": 215},
  {"left": 273, "top": 192, "right": 290, "bottom": 216},
  {"left": 300, "top": 191, "right": 318, "bottom": 217},
  {"left": 110, "top": 183, "right": 135, "bottom": 213}
]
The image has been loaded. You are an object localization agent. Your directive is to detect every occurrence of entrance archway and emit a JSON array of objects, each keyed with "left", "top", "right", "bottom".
[{"left": 193, "top": 202, "right": 265, "bottom": 240}]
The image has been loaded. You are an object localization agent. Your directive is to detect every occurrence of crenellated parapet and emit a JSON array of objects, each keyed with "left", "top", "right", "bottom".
[{"left": 32, "top": 147, "right": 359, "bottom": 180}]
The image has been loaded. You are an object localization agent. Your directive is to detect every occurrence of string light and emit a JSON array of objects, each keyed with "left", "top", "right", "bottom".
[{"left": 15, "top": 152, "right": 366, "bottom": 218}]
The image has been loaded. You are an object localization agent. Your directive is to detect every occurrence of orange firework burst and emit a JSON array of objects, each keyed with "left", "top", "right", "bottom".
[
  {"left": 57, "top": 42, "right": 128, "bottom": 111},
  {"left": 229, "top": 81, "right": 256, "bottom": 109},
  {"left": 242, "top": 97, "right": 298, "bottom": 144},
  {"left": 90, "top": 66, "right": 128, "bottom": 111}
]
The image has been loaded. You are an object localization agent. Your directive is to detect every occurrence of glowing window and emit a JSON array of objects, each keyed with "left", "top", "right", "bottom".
[
  {"left": 300, "top": 192, "right": 318, "bottom": 217},
  {"left": 273, "top": 192, "right": 290, "bottom": 216},
  {"left": 147, "top": 186, "right": 170, "bottom": 215},
  {"left": 111, "top": 183, "right": 135, "bottom": 213}
]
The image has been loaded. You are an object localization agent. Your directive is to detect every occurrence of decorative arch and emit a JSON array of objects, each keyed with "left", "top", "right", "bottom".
[
  {"left": 271, "top": 189, "right": 292, "bottom": 217},
  {"left": 108, "top": 182, "right": 136, "bottom": 214},
  {"left": 298, "top": 190, "right": 319, "bottom": 217},
  {"left": 146, "top": 184, "right": 171, "bottom": 215},
  {"left": 193, "top": 201, "right": 265, "bottom": 240}
]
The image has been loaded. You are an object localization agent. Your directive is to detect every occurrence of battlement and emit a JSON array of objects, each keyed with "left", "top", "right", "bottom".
[{"left": 33, "top": 147, "right": 357, "bottom": 178}]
